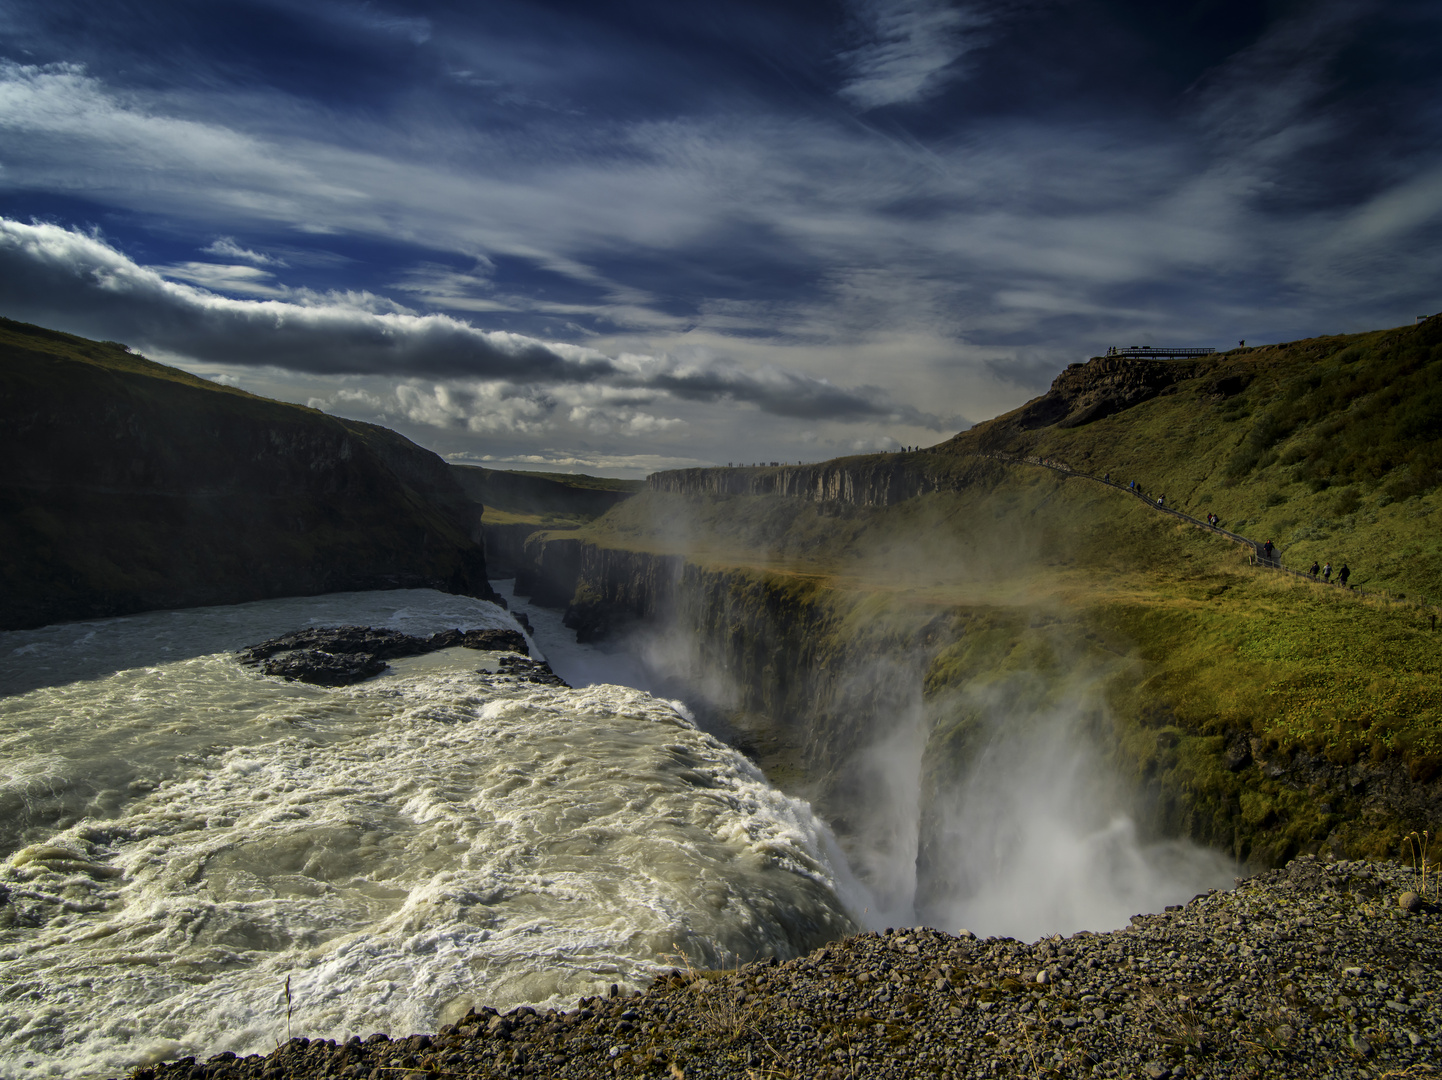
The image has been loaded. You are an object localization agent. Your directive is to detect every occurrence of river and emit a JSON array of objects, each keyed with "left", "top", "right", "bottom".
[{"left": 0, "top": 589, "right": 856, "bottom": 1080}]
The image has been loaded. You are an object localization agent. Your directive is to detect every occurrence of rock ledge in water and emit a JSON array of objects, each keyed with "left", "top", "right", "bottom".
[{"left": 238, "top": 625, "right": 531, "bottom": 686}]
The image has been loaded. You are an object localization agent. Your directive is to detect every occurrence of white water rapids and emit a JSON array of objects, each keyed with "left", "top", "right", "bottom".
[{"left": 0, "top": 590, "right": 856, "bottom": 1080}]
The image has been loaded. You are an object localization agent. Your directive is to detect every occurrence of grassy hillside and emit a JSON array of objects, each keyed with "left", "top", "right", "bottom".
[
  {"left": 508, "top": 470, "right": 643, "bottom": 493},
  {"left": 945, "top": 317, "right": 1442, "bottom": 600},
  {"left": 0, "top": 317, "right": 492, "bottom": 629}
]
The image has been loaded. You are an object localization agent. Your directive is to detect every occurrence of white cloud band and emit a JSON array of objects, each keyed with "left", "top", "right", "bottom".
[{"left": 0, "top": 217, "right": 960, "bottom": 428}]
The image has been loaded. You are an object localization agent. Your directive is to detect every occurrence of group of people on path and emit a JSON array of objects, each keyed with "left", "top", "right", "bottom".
[
  {"left": 1263, "top": 541, "right": 1354, "bottom": 586},
  {"left": 1124, "top": 480, "right": 1168, "bottom": 508},
  {"left": 1101, "top": 471, "right": 1362, "bottom": 590},
  {"left": 1307, "top": 560, "right": 1351, "bottom": 586}
]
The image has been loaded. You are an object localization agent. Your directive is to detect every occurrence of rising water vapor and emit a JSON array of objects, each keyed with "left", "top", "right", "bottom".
[
  {"left": 568, "top": 583, "right": 1238, "bottom": 944},
  {"left": 832, "top": 701, "right": 927, "bottom": 929},
  {"left": 913, "top": 687, "right": 1236, "bottom": 941}
]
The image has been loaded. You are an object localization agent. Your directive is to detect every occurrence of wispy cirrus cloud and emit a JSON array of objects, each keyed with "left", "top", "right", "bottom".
[
  {"left": 158, "top": 261, "right": 287, "bottom": 296},
  {"left": 837, "top": 0, "right": 995, "bottom": 109}
]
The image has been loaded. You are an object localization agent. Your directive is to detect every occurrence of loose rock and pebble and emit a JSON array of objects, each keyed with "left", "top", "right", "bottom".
[{"left": 124, "top": 856, "right": 1439, "bottom": 1079}]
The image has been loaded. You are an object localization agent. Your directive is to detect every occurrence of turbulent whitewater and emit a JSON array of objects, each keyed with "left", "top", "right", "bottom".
[{"left": 0, "top": 591, "right": 855, "bottom": 1080}]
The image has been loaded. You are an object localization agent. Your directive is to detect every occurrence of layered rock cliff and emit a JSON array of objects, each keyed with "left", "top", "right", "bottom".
[
  {"left": 0, "top": 317, "right": 494, "bottom": 630},
  {"left": 649, "top": 459, "right": 937, "bottom": 505},
  {"left": 646, "top": 452, "right": 1005, "bottom": 508}
]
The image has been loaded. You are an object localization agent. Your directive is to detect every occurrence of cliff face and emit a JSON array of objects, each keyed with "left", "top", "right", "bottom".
[
  {"left": 646, "top": 454, "right": 1006, "bottom": 509},
  {"left": 481, "top": 522, "right": 546, "bottom": 577},
  {"left": 0, "top": 317, "right": 494, "bottom": 630},
  {"left": 649, "top": 460, "right": 937, "bottom": 505}
]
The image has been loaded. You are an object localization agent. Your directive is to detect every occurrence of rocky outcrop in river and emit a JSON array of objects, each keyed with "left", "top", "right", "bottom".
[{"left": 238, "top": 625, "right": 532, "bottom": 685}]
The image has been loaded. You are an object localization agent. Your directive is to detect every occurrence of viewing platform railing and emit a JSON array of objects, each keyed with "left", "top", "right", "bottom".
[{"left": 1103, "top": 347, "right": 1218, "bottom": 359}]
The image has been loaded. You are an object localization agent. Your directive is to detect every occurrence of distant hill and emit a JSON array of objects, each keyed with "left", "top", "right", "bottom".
[
  {"left": 0, "top": 317, "right": 494, "bottom": 630},
  {"left": 450, "top": 464, "right": 642, "bottom": 577},
  {"left": 450, "top": 464, "right": 641, "bottom": 525}
]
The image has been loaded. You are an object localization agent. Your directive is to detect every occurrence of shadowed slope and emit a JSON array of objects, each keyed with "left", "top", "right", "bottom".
[{"left": 0, "top": 317, "right": 494, "bottom": 630}]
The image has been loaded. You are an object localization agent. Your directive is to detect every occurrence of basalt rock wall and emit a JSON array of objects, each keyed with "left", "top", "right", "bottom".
[
  {"left": 483, "top": 522, "right": 553, "bottom": 577},
  {"left": 646, "top": 455, "right": 1002, "bottom": 507}
]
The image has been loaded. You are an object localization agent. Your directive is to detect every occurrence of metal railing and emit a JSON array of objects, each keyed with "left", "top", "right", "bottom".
[{"left": 1103, "top": 347, "right": 1218, "bottom": 359}]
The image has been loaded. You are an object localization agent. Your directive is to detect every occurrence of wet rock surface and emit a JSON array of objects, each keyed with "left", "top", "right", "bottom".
[
  {"left": 238, "top": 625, "right": 532, "bottom": 685},
  {"left": 125, "top": 856, "right": 1440, "bottom": 1079},
  {"left": 250, "top": 648, "right": 391, "bottom": 686},
  {"left": 496, "top": 654, "right": 570, "bottom": 687}
]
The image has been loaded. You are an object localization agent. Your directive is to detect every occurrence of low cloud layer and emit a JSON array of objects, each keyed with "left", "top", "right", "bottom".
[{"left": 0, "top": 217, "right": 958, "bottom": 431}]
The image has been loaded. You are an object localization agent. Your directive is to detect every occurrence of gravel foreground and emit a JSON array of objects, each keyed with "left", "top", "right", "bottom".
[{"left": 127, "top": 856, "right": 1439, "bottom": 1080}]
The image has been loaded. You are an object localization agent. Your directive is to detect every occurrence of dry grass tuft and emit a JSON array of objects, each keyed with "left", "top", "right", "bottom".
[{"left": 1405, "top": 830, "right": 1437, "bottom": 901}]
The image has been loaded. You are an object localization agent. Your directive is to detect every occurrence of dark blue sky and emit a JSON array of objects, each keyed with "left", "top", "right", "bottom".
[{"left": 1, "top": 0, "right": 1439, "bottom": 474}]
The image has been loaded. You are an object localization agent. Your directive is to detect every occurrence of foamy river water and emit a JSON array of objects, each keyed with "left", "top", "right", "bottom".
[{"left": 0, "top": 590, "right": 856, "bottom": 1080}]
